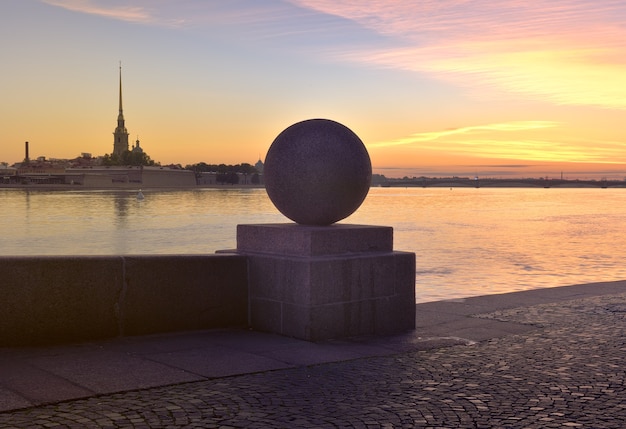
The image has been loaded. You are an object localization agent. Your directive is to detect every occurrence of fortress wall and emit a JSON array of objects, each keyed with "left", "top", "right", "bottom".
[
  {"left": 141, "top": 168, "right": 197, "bottom": 187},
  {"left": 65, "top": 167, "right": 196, "bottom": 188},
  {"left": 78, "top": 174, "right": 121, "bottom": 187},
  {"left": 0, "top": 255, "right": 248, "bottom": 346}
]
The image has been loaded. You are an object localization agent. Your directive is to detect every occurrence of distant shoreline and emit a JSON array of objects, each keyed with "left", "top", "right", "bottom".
[
  {"left": 377, "top": 177, "right": 626, "bottom": 189},
  {"left": 3, "top": 180, "right": 626, "bottom": 191},
  {"left": 0, "top": 184, "right": 266, "bottom": 191}
]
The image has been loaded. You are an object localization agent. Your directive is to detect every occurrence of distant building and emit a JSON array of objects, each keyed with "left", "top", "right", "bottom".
[
  {"left": 131, "top": 138, "right": 143, "bottom": 154},
  {"left": 1, "top": 163, "right": 17, "bottom": 184},
  {"left": 112, "top": 65, "right": 130, "bottom": 157},
  {"left": 255, "top": 159, "right": 264, "bottom": 173}
]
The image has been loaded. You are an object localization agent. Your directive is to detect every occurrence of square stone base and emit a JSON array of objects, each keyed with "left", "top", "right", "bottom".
[{"left": 237, "top": 224, "right": 416, "bottom": 341}]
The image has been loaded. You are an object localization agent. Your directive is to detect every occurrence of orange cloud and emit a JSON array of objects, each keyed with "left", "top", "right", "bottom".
[
  {"left": 369, "top": 120, "right": 626, "bottom": 164},
  {"left": 370, "top": 121, "right": 560, "bottom": 147},
  {"left": 290, "top": 0, "right": 626, "bottom": 109}
]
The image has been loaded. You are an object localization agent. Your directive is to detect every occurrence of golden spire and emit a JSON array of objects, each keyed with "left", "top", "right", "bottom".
[{"left": 118, "top": 61, "right": 124, "bottom": 121}]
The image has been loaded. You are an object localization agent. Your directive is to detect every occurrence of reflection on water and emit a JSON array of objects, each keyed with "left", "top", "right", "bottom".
[
  {"left": 1, "top": 189, "right": 283, "bottom": 256},
  {"left": 351, "top": 187, "right": 626, "bottom": 302},
  {"left": 2, "top": 187, "right": 626, "bottom": 303}
]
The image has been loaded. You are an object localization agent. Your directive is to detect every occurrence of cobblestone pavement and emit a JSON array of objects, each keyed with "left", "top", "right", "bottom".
[{"left": 1, "top": 293, "right": 625, "bottom": 428}]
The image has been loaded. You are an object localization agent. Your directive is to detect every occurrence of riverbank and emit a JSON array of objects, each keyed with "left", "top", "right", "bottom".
[
  {"left": 381, "top": 177, "right": 626, "bottom": 188},
  {"left": 0, "top": 183, "right": 265, "bottom": 191},
  {"left": 4, "top": 180, "right": 626, "bottom": 190}
]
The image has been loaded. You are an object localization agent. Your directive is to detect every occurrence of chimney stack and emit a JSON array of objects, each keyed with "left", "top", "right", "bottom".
[{"left": 24, "top": 141, "right": 30, "bottom": 163}]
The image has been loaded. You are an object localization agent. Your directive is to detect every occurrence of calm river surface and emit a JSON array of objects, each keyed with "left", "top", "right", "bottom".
[{"left": 2, "top": 187, "right": 626, "bottom": 303}]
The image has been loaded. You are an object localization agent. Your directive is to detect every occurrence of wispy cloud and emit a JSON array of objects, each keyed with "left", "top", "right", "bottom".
[
  {"left": 42, "top": 0, "right": 626, "bottom": 109},
  {"left": 289, "top": 0, "right": 626, "bottom": 109},
  {"left": 41, "top": 0, "right": 171, "bottom": 25},
  {"left": 370, "top": 121, "right": 559, "bottom": 148},
  {"left": 40, "top": 0, "right": 327, "bottom": 36},
  {"left": 370, "top": 121, "right": 626, "bottom": 164}
]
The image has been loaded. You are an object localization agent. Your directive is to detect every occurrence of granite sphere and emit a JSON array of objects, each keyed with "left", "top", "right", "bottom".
[{"left": 264, "top": 119, "right": 372, "bottom": 225}]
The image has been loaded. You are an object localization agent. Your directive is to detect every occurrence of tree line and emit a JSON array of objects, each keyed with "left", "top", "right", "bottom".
[
  {"left": 101, "top": 151, "right": 157, "bottom": 166},
  {"left": 185, "top": 162, "right": 258, "bottom": 174},
  {"left": 185, "top": 162, "right": 261, "bottom": 185},
  {"left": 98, "top": 154, "right": 261, "bottom": 185}
]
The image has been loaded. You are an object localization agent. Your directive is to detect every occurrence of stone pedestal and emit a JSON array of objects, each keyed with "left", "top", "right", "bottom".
[{"left": 237, "top": 224, "right": 416, "bottom": 341}]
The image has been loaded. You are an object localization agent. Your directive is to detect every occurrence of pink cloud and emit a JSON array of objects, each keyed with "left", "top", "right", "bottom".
[{"left": 289, "top": 0, "right": 626, "bottom": 108}]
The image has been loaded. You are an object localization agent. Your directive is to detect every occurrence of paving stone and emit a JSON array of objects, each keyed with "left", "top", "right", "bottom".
[{"left": 1, "top": 293, "right": 626, "bottom": 428}]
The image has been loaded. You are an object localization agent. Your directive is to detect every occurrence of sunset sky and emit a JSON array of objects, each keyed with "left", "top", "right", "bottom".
[{"left": 2, "top": 0, "right": 626, "bottom": 178}]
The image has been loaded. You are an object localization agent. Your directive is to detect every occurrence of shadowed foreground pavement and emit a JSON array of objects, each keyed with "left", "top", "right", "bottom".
[{"left": 1, "top": 281, "right": 625, "bottom": 428}]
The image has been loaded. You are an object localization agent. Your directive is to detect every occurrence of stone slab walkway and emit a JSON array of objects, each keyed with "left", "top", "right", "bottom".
[{"left": 1, "top": 281, "right": 625, "bottom": 428}]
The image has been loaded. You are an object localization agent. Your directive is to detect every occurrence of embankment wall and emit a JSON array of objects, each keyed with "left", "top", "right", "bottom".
[{"left": 0, "top": 255, "right": 248, "bottom": 346}]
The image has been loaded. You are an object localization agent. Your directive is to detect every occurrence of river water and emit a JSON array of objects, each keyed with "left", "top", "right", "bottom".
[{"left": 2, "top": 187, "right": 625, "bottom": 302}]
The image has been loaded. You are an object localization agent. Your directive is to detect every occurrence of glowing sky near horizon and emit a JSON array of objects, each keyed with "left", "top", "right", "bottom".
[{"left": 2, "top": 0, "right": 626, "bottom": 178}]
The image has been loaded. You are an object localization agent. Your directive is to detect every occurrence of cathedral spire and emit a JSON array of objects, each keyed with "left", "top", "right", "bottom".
[
  {"left": 118, "top": 63, "right": 123, "bottom": 118},
  {"left": 113, "top": 62, "right": 129, "bottom": 157},
  {"left": 117, "top": 62, "right": 125, "bottom": 125}
]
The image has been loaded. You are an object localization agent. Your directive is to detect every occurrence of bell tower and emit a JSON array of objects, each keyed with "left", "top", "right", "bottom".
[{"left": 112, "top": 64, "right": 129, "bottom": 157}]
